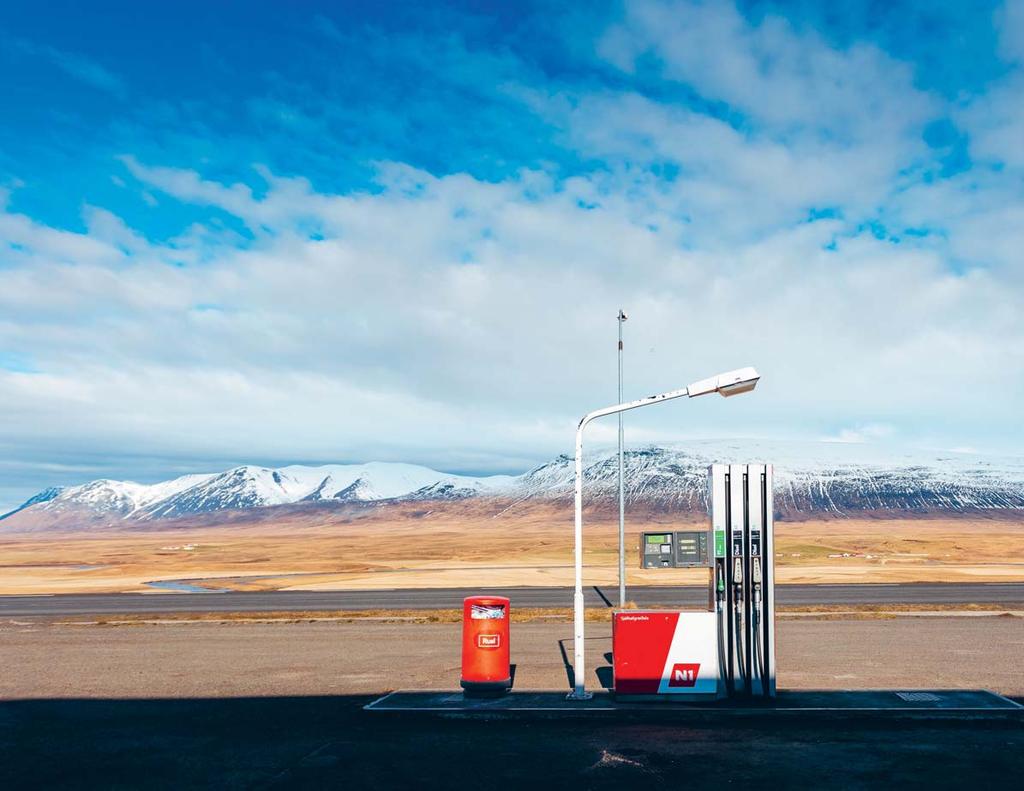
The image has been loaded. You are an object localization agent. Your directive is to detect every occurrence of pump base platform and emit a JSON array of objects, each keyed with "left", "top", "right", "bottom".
[{"left": 365, "top": 689, "right": 1022, "bottom": 719}]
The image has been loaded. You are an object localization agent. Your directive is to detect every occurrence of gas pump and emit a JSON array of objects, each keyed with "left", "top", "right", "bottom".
[
  {"left": 612, "top": 463, "right": 776, "bottom": 701},
  {"left": 716, "top": 463, "right": 775, "bottom": 698}
]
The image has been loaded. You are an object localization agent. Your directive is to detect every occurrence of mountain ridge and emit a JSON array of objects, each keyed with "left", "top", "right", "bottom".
[{"left": 4, "top": 439, "right": 1023, "bottom": 531}]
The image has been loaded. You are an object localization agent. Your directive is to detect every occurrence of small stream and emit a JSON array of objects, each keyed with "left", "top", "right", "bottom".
[{"left": 144, "top": 580, "right": 229, "bottom": 593}]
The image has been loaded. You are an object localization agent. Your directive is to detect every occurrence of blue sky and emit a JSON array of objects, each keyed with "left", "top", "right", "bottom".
[{"left": 1, "top": 0, "right": 1023, "bottom": 511}]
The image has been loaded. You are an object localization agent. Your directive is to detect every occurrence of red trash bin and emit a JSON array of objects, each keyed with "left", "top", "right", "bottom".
[{"left": 461, "top": 595, "right": 511, "bottom": 694}]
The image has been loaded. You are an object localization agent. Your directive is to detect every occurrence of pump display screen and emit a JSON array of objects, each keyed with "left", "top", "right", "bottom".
[
  {"left": 641, "top": 530, "right": 711, "bottom": 568},
  {"left": 675, "top": 532, "right": 708, "bottom": 565}
]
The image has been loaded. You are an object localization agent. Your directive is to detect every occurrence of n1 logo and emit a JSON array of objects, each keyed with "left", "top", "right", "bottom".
[{"left": 668, "top": 663, "right": 700, "bottom": 687}]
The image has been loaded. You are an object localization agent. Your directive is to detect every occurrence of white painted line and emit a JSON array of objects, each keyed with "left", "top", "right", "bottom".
[{"left": 363, "top": 691, "right": 399, "bottom": 710}]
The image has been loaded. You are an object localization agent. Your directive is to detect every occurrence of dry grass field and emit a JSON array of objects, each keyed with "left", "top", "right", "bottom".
[{"left": 2, "top": 499, "right": 1023, "bottom": 594}]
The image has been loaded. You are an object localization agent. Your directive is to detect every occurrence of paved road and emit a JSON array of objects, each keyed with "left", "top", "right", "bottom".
[{"left": 2, "top": 582, "right": 1023, "bottom": 616}]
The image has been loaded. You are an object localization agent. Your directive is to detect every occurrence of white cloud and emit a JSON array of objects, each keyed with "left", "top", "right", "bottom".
[
  {"left": 513, "top": 1, "right": 943, "bottom": 248},
  {"left": 884, "top": 4, "right": 1024, "bottom": 276},
  {"left": 598, "top": 0, "right": 934, "bottom": 138},
  {"left": 998, "top": 0, "right": 1024, "bottom": 63},
  {"left": 961, "top": 75, "right": 1024, "bottom": 173},
  {"left": 554, "top": 91, "right": 918, "bottom": 243},
  {"left": 1, "top": 156, "right": 1021, "bottom": 481},
  {"left": 3, "top": 35, "right": 126, "bottom": 98}
]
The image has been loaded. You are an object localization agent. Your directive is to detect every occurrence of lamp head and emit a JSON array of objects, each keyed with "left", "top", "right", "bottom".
[
  {"left": 687, "top": 366, "right": 760, "bottom": 398},
  {"left": 718, "top": 373, "right": 759, "bottom": 397}
]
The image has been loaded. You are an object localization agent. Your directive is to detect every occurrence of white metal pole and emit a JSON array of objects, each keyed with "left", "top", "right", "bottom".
[
  {"left": 571, "top": 419, "right": 589, "bottom": 700},
  {"left": 617, "top": 311, "right": 626, "bottom": 608}
]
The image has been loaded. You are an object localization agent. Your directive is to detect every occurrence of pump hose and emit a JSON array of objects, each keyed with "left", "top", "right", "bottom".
[
  {"left": 716, "top": 571, "right": 728, "bottom": 693},
  {"left": 732, "top": 601, "right": 746, "bottom": 689},
  {"left": 753, "top": 604, "right": 766, "bottom": 693},
  {"left": 718, "top": 604, "right": 729, "bottom": 691}
]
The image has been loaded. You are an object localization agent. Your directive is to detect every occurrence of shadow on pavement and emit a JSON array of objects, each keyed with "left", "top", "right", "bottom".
[
  {"left": 2, "top": 695, "right": 1023, "bottom": 789},
  {"left": 558, "top": 637, "right": 615, "bottom": 690}
]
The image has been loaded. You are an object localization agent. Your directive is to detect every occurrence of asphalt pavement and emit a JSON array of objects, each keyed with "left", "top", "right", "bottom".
[
  {"left": 3, "top": 612, "right": 1024, "bottom": 787},
  {"left": 6, "top": 694, "right": 1022, "bottom": 789},
  {"left": 2, "top": 582, "right": 1023, "bottom": 616}
]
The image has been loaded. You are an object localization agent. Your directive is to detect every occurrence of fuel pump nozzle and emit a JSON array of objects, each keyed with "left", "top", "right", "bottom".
[
  {"left": 731, "top": 557, "right": 747, "bottom": 690},
  {"left": 715, "top": 561, "right": 728, "bottom": 694},
  {"left": 732, "top": 557, "right": 744, "bottom": 612}
]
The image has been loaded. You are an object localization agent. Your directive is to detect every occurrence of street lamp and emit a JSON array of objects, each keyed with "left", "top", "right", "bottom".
[
  {"left": 616, "top": 309, "right": 627, "bottom": 609},
  {"left": 568, "top": 366, "right": 761, "bottom": 700}
]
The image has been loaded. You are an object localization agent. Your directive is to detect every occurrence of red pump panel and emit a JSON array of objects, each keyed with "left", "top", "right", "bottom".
[
  {"left": 613, "top": 610, "right": 721, "bottom": 699},
  {"left": 613, "top": 611, "right": 680, "bottom": 694}
]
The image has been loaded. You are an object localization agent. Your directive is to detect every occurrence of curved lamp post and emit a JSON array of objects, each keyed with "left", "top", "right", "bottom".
[
  {"left": 617, "top": 310, "right": 627, "bottom": 609},
  {"left": 568, "top": 366, "right": 761, "bottom": 700}
]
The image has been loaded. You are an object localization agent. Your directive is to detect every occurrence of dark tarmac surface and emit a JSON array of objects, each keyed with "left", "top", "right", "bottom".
[
  {"left": 3, "top": 694, "right": 1023, "bottom": 789},
  {"left": 3, "top": 617, "right": 1024, "bottom": 788},
  {"left": 3, "top": 581, "right": 1024, "bottom": 616}
]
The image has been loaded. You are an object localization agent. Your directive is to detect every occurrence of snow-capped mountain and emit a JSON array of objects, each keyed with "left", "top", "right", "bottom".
[
  {"left": 514, "top": 439, "right": 1024, "bottom": 514},
  {"left": 2, "top": 462, "right": 513, "bottom": 525},
  {"left": 50, "top": 473, "right": 216, "bottom": 518},
  {"left": 3, "top": 440, "right": 1023, "bottom": 529}
]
